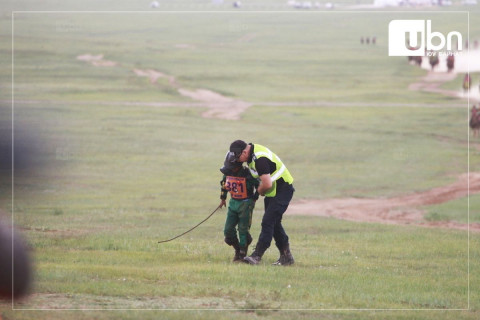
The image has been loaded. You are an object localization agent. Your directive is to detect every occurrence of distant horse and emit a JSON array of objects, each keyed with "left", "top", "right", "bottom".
[
  {"left": 470, "top": 106, "right": 480, "bottom": 137},
  {"left": 408, "top": 55, "right": 422, "bottom": 66},
  {"left": 429, "top": 55, "right": 439, "bottom": 70},
  {"left": 406, "top": 44, "right": 423, "bottom": 66},
  {"left": 463, "top": 74, "right": 472, "bottom": 91},
  {"left": 412, "top": 56, "right": 422, "bottom": 66},
  {"left": 446, "top": 55, "right": 455, "bottom": 72}
]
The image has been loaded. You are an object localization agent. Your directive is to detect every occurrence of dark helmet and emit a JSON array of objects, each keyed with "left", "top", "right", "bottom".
[
  {"left": 220, "top": 151, "right": 242, "bottom": 175},
  {"left": 229, "top": 140, "right": 247, "bottom": 160}
]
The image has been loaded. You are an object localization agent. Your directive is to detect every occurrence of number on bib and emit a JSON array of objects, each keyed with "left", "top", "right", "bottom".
[{"left": 225, "top": 176, "right": 248, "bottom": 199}]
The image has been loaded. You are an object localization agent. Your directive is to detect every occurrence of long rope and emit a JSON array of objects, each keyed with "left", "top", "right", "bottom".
[{"left": 158, "top": 204, "right": 222, "bottom": 244}]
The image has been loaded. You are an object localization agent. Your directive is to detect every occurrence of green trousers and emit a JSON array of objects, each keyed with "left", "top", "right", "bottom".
[{"left": 223, "top": 198, "right": 255, "bottom": 248}]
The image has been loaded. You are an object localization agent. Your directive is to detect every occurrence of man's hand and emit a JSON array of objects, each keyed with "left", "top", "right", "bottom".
[{"left": 257, "top": 174, "right": 272, "bottom": 196}]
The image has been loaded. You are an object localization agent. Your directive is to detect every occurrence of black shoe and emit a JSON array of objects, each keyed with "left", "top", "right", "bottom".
[
  {"left": 272, "top": 244, "right": 294, "bottom": 266},
  {"left": 244, "top": 242, "right": 267, "bottom": 265},
  {"left": 233, "top": 249, "right": 247, "bottom": 263},
  {"left": 225, "top": 237, "right": 242, "bottom": 262},
  {"left": 244, "top": 254, "right": 261, "bottom": 265},
  {"left": 233, "top": 250, "right": 242, "bottom": 262},
  {"left": 271, "top": 254, "right": 294, "bottom": 266}
]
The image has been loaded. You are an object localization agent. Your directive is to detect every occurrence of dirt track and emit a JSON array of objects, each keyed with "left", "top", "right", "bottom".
[
  {"left": 288, "top": 173, "right": 480, "bottom": 232},
  {"left": 75, "top": 52, "right": 474, "bottom": 121},
  {"left": 77, "top": 54, "right": 252, "bottom": 120}
]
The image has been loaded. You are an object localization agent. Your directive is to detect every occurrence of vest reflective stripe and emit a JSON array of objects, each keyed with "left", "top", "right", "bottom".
[
  {"left": 248, "top": 144, "right": 293, "bottom": 197},
  {"left": 255, "top": 150, "right": 272, "bottom": 159},
  {"left": 271, "top": 163, "right": 286, "bottom": 181}
]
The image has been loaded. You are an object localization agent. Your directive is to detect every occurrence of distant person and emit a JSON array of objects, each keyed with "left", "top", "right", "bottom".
[
  {"left": 470, "top": 105, "right": 480, "bottom": 137},
  {"left": 228, "top": 140, "right": 295, "bottom": 266},
  {"left": 447, "top": 54, "right": 455, "bottom": 72},
  {"left": 429, "top": 54, "right": 439, "bottom": 70},
  {"left": 219, "top": 152, "right": 259, "bottom": 262},
  {"left": 470, "top": 105, "right": 478, "bottom": 119},
  {"left": 471, "top": 104, "right": 478, "bottom": 119},
  {"left": 463, "top": 73, "right": 472, "bottom": 91}
]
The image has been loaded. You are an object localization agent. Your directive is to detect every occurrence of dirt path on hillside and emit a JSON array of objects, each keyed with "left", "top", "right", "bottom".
[
  {"left": 76, "top": 49, "right": 480, "bottom": 120},
  {"left": 409, "top": 70, "right": 480, "bottom": 102},
  {"left": 77, "top": 53, "right": 251, "bottom": 120},
  {"left": 177, "top": 88, "right": 252, "bottom": 120},
  {"left": 76, "top": 54, "right": 117, "bottom": 67},
  {"left": 76, "top": 52, "right": 478, "bottom": 120},
  {"left": 133, "top": 68, "right": 178, "bottom": 87},
  {"left": 409, "top": 71, "right": 459, "bottom": 98},
  {"left": 288, "top": 172, "right": 480, "bottom": 232}
]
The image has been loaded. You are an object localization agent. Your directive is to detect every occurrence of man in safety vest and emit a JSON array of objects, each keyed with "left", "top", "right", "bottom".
[{"left": 229, "top": 140, "right": 295, "bottom": 266}]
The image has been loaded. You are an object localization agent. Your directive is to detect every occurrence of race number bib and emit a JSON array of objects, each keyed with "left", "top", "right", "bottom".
[{"left": 225, "top": 176, "right": 248, "bottom": 199}]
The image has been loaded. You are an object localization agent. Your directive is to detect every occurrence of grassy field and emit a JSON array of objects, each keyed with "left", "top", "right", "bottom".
[{"left": 1, "top": 1, "right": 480, "bottom": 320}]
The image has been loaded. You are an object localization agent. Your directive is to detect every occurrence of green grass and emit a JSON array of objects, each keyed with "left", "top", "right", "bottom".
[
  {"left": 3, "top": 102, "right": 472, "bottom": 209},
  {"left": 2, "top": 10, "right": 476, "bottom": 104},
  {"left": 424, "top": 194, "right": 479, "bottom": 223},
  {"left": 1, "top": 101, "right": 476, "bottom": 320},
  {"left": 10, "top": 219, "right": 476, "bottom": 308},
  {"left": 1, "top": 2, "right": 480, "bottom": 320}
]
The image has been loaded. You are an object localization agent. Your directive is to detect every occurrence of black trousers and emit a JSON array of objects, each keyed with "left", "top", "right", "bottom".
[{"left": 258, "top": 183, "right": 295, "bottom": 251}]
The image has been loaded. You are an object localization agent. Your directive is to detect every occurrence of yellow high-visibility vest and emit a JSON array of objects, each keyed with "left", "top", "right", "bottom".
[{"left": 248, "top": 144, "right": 293, "bottom": 197}]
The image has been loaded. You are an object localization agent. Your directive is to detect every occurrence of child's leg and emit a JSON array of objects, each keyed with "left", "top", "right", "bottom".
[
  {"left": 237, "top": 199, "right": 255, "bottom": 249},
  {"left": 224, "top": 203, "right": 239, "bottom": 245},
  {"left": 224, "top": 201, "right": 242, "bottom": 261}
]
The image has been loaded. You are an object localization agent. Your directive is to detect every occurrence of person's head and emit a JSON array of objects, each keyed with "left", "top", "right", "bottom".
[
  {"left": 220, "top": 151, "right": 242, "bottom": 175},
  {"left": 229, "top": 140, "right": 249, "bottom": 163}
]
